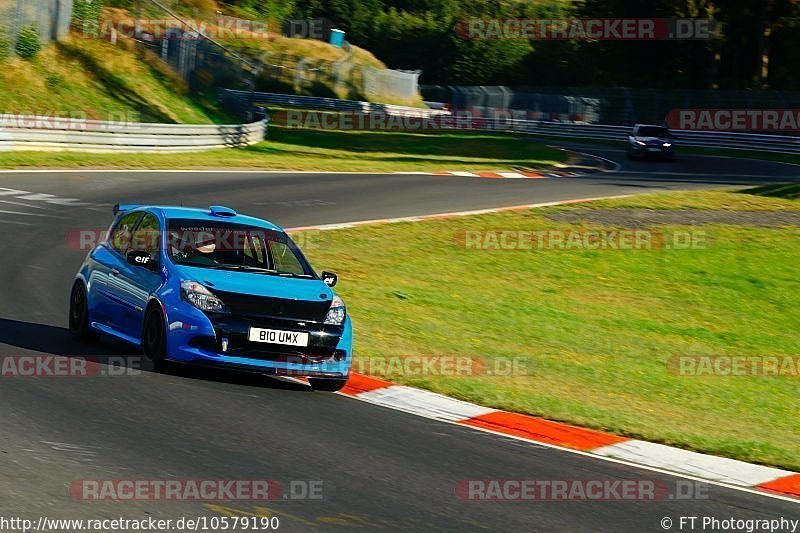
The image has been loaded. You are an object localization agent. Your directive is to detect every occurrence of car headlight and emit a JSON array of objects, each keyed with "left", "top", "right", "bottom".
[
  {"left": 181, "top": 281, "right": 226, "bottom": 313},
  {"left": 663, "top": 142, "right": 672, "bottom": 147},
  {"left": 635, "top": 140, "right": 646, "bottom": 146},
  {"left": 323, "top": 295, "right": 346, "bottom": 325}
]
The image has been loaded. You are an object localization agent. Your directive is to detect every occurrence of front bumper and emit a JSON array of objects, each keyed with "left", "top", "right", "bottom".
[
  {"left": 164, "top": 303, "right": 353, "bottom": 377},
  {"left": 629, "top": 144, "right": 675, "bottom": 158}
]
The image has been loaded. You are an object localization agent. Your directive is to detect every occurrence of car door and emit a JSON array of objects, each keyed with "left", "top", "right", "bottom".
[
  {"left": 90, "top": 211, "right": 143, "bottom": 332},
  {"left": 106, "top": 212, "right": 164, "bottom": 340}
]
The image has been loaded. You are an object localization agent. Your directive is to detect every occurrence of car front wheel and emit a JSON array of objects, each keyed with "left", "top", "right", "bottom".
[
  {"left": 142, "top": 305, "right": 167, "bottom": 371},
  {"left": 69, "top": 281, "right": 99, "bottom": 342}
]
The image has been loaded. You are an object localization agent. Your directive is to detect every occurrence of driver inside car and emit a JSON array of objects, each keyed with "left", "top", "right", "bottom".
[{"left": 171, "top": 234, "right": 218, "bottom": 266}]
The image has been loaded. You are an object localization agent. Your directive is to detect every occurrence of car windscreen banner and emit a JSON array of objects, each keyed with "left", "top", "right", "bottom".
[{"left": 167, "top": 220, "right": 287, "bottom": 253}]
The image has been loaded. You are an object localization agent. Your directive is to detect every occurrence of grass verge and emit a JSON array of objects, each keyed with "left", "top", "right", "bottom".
[
  {"left": 295, "top": 186, "right": 800, "bottom": 470},
  {"left": 0, "top": 128, "right": 567, "bottom": 172},
  {"left": 0, "top": 38, "right": 218, "bottom": 124}
]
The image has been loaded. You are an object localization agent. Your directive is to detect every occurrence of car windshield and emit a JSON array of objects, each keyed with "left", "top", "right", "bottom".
[
  {"left": 167, "top": 219, "right": 313, "bottom": 278},
  {"left": 637, "top": 126, "right": 671, "bottom": 138}
]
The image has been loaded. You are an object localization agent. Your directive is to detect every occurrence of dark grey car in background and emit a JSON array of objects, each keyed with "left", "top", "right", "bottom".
[{"left": 627, "top": 124, "right": 676, "bottom": 160}]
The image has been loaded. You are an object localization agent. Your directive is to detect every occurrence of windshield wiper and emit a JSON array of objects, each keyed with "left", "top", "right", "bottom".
[
  {"left": 222, "top": 265, "right": 280, "bottom": 274},
  {"left": 179, "top": 263, "right": 279, "bottom": 274},
  {"left": 176, "top": 262, "right": 310, "bottom": 277}
]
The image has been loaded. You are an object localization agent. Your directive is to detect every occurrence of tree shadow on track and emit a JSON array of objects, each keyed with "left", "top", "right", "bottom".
[{"left": 0, "top": 318, "right": 310, "bottom": 392}]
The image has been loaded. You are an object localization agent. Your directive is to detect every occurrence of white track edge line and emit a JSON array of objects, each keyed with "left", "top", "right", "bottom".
[
  {"left": 565, "top": 148, "right": 623, "bottom": 174},
  {"left": 0, "top": 169, "right": 436, "bottom": 175},
  {"left": 285, "top": 194, "right": 637, "bottom": 232}
]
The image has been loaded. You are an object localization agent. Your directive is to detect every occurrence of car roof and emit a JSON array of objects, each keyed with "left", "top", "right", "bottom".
[
  {"left": 133, "top": 206, "right": 284, "bottom": 232},
  {"left": 634, "top": 124, "right": 669, "bottom": 129}
]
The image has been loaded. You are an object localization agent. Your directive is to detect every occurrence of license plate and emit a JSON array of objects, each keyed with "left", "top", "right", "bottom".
[
  {"left": 646, "top": 147, "right": 661, "bottom": 152},
  {"left": 248, "top": 328, "right": 309, "bottom": 347}
]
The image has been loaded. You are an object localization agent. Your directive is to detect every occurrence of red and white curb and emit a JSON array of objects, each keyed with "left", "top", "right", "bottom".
[
  {"left": 405, "top": 148, "right": 623, "bottom": 179},
  {"left": 399, "top": 169, "right": 609, "bottom": 179},
  {"left": 432, "top": 170, "right": 549, "bottom": 179},
  {"left": 337, "top": 374, "right": 799, "bottom": 501},
  {"left": 0, "top": 169, "right": 591, "bottom": 178}
]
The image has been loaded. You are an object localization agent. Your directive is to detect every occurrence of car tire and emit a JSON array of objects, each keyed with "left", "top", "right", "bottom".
[
  {"left": 69, "top": 281, "right": 99, "bottom": 342},
  {"left": 142, "top": 305, "right": 167, "bottom": 372},
  {"left": 308, "top": 377, "right": 348, "bottom": 392}
]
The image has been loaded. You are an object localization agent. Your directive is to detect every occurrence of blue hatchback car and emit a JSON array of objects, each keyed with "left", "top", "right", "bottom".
[{"left": 69, "top": 204, "right": 352, "bottom": 391}]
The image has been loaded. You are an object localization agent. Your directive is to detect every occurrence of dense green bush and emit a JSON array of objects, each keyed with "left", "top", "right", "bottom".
[
  {"left": 217, "top": 0, "right": 800, "bottom": 89},
  {"left": 15, "top": 25, "right": 41, "bottom": 60},
  {"left": 72, "top": 0, "right": 105, "bottom": 38}
]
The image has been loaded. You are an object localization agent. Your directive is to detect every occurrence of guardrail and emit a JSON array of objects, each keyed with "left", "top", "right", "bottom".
[
  {"left": 483, "top": 120, "right": 800, "bottom": 154},
  {"left": 220, "top": 89, "right": 448, "bottom": 118},
  {"left": 222, "top": 89, "right": 800, "bottom": 155},
  {"left": 0, "top": 116, "right": 267, "bottom": 153}
]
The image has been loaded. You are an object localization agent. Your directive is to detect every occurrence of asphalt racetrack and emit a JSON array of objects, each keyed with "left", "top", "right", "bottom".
[{"left": 0, "top": 145, "right": 798, "bottom": 531}]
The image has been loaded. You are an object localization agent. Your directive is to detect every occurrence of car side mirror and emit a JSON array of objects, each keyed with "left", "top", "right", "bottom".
[
  {"left": 127, "top": 250, "right": 158, "bottom": 272},
  {"left": 321, "top": 271, "right": 338, "bottom": 287}
]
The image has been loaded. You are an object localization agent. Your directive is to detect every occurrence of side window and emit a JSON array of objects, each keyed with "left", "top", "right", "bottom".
[
  {"left": 130, "top": 213, "right": 161, "bottom": 254},
  {"left": 108, "top": 212, "right": 143, "bottom": 254},
  {"left": 270, "top": 241, "right": 305, "bottom": 275}
]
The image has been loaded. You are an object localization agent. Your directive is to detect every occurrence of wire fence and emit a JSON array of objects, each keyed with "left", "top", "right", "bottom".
[
  {"left": 111, "top": 2, "right": 421, "bottom": 104},
  {"left": 137, "top": 32, "right": 420, "bottom": 103},
  {"left": 421, "top": 85, "right": 800, "bottom": 126},
  {"left": 0, "top": 0, "right": 72, "bottom": 49}
]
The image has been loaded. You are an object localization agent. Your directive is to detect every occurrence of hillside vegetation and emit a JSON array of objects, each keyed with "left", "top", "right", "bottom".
[
  {"left": 98, "top": 4, "right": 397, "bottom": 103},
  {"left": 218, "top": 0, "right": 800, "bottom": 90},
  {"left": 0, "top": 1, "right": 400, "bottom": 123},
  {"left": 0, "top": 38, "right": 216, "bottom": 123}
]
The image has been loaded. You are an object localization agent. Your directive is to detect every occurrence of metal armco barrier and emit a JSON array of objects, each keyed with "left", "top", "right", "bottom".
[
  {"left": 230, "top": 89, "right": 800, "bottom": 155},
  {"left": 0, "top": 116, "right": 267, "bottom": 153},
  {"left": 220, "top": 89, "right": 449, "bottom": 118},
  {"left": 486, "top": 120, "right": 800, "bottom": 155},
  {"left": 223, "top": 89, "right": 800, "bottom": 154}
]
